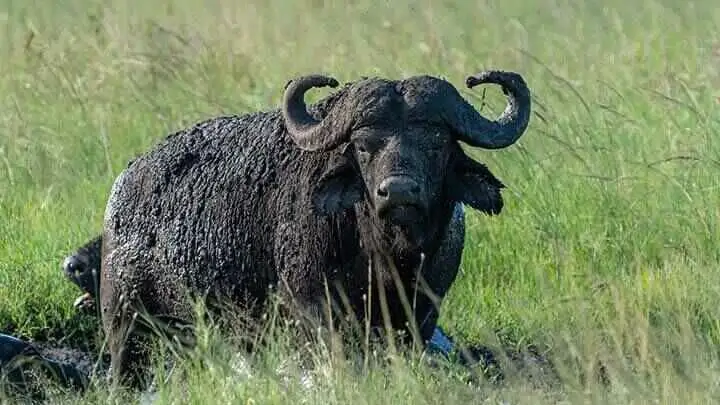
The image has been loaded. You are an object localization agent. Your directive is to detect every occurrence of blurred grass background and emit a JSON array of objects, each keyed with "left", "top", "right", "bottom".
[{"left": 1, "top": 0, "right": 720, "bottom": 403}]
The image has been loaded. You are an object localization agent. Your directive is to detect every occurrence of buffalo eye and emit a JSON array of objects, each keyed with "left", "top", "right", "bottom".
[
  {"left": 352, "top": 134, "right": 384, "bottom": 158},
  {"left": 354, "top": 143, "right": 369, "bottom": 164}
]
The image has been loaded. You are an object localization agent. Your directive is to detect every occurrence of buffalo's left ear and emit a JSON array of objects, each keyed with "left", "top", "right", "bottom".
[
  {"left": 311, "top": 151, "right": 364, "bottom": 216},
  {"left": 450, "top": 154, "right": 505, "bottom": 215}
]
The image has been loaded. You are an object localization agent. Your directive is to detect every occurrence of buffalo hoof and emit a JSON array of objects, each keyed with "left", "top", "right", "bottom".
[
  {"left": 426, "top": 327, "right": 504, "bottom": 382},
  {"left": 0, "top": 333, "right": 88, "bottom": 398}
]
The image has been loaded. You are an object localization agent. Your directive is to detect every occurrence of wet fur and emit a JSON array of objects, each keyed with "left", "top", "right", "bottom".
[{"left": 98, "top": 76, "right": 508, "bottom": 387}]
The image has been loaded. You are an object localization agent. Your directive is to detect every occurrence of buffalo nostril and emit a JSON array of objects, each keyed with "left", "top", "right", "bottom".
[
  {"left": 376, "top": 177, "right": 422, "bottom": 205},
  {"left": 376, "top": 186, "right": 389, "bottom": 198}
]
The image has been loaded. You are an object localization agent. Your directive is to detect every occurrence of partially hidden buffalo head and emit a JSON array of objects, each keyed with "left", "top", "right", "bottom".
[
  {"left": 282, "top": 71, "right": 531, "bottom": 248},
  {"left": 62, "top": 235, "right": 102, "bottom": 312}
]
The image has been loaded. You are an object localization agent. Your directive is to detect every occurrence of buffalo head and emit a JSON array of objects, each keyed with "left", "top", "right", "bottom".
[{"left": 282, "top": 71, "right": 531, "bottom": 248}]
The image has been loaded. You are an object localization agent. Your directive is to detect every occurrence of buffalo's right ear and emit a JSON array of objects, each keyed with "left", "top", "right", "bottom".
[
  {"left": 311, "top": 151, "right": 364, "bottom": 216},
  {"left": 450, "top": 153, "right": 505, "bottom": 215}
]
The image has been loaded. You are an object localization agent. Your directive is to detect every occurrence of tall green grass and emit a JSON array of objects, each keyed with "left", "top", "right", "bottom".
[{"left": 2, "top": 0, "right": 720, "bottom": 402}]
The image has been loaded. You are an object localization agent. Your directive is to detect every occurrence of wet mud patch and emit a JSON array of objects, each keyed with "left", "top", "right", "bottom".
[
  {"left": 32, "top": 342, "right": 107, "bottom": 380},
  {"left": 0, "top": 312, "right": 108, "bottom": 400}
]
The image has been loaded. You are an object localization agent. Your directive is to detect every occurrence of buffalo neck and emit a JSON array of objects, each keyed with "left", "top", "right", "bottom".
[{"left": 351, "top": 199, "right": 455, "bottom": 282}]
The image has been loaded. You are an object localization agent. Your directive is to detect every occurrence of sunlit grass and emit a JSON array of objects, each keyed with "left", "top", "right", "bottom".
[{"left": 1, "top": 0, "right": 720, "bottom": 402}]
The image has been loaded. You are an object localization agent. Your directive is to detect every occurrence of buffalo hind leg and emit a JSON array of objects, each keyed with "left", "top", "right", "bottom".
[
  {"left": 103, "top": 293, "right": 155, "bottom": 390},
  {"left": 101, "top": 240, "right": 155, "bottom": 390}
]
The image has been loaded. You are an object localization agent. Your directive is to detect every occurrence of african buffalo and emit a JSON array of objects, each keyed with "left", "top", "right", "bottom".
[{"left": 98, "top": 71, "right": 531, "bottom": 387}]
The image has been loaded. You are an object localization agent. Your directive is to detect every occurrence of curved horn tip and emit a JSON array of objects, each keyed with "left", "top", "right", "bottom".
[
  {"left": 303, "top": 74, "right": 340, "bottom": 88},
  {"left": 312, "top": 76, "right": 339, "bottom": 88},
  {"left": 284, "top": 75, "right": 340, "bottom": 93},
  {"left": 465, "top": 70, "right": 526, "bottom": 89}
]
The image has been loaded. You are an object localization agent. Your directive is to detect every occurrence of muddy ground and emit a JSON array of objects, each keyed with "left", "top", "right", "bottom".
[
  {"left": 33, "top": 341, "right": 106, "bottom": 381},
  {"left": 3, "top": 308, "right": 565, "bottom": 402},
  {"left": 19, "top": 328, "right": 560, "bottom": 391}
]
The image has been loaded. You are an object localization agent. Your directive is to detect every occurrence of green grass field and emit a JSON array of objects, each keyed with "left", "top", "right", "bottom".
[{"left": 2, "top": 0, "right": 720, "bottom": 403}]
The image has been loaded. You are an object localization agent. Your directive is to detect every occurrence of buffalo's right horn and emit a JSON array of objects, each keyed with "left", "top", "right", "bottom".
[
  {"left": 452, "top": 70, "right": 532, "bottom": 150},
  {"left": 282, "top": 74, "right": 345, "bottom": 152}
]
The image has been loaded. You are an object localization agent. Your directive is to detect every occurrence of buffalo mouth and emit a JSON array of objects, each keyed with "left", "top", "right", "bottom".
[
  {"left": 379, "top": 204, "right": 428, "bottom": 246},
  {"left": 66, "top": 272, "right": 96, "bottom": 296},
  {"left": 382, "top": 204, "right": 425, "bottom": 224},
  {"left": 73, "top": 292, "right": 95, "bottom": 313}
]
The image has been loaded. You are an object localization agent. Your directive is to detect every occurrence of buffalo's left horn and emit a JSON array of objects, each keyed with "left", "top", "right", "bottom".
[{"left": 282, "top": 74, "right": 345, "bottom": 152}]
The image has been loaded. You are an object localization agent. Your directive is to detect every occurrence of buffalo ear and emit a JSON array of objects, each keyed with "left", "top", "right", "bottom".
[
  {"left": 451, "top": 154, "right": 505, "bottom": 215},
  {"left": 311, "top": 153, "right": 364, "bottom": 216}
]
